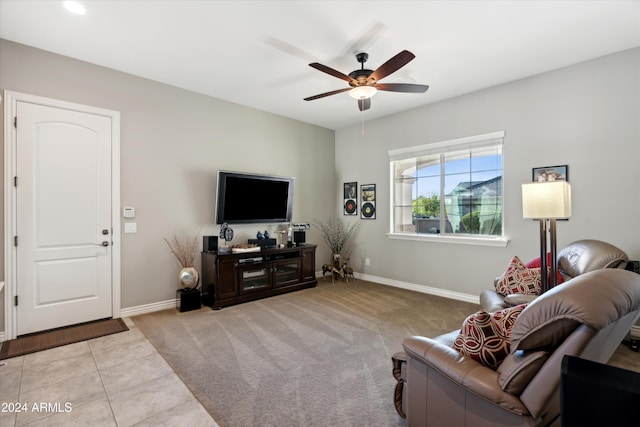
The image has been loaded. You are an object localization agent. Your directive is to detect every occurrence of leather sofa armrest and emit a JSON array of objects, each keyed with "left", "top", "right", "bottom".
[
  {"left": 503, "top": 293, "right": 538, "bottom": 306},
  {"left": 480, "top": 289, "right": 507, "bottom": 312},
  {"left": 403, "top": 335, "right": 530, "bottom": 415}
]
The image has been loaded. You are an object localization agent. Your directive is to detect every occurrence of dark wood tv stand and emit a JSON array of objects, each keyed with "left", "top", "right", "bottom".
[{"left": 201, "top": 244, "right": 317, "bottom": 309}]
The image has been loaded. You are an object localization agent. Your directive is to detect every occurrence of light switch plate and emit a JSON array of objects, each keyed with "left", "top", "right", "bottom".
[{"left": 124, "top": 222, "right": 137, "bottom": 234}]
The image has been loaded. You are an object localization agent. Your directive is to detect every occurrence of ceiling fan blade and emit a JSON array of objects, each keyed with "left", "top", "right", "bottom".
[
  {"left": 342, "top": 21, "right": 387, "bottom": 56},
  {"left": 358, "top": 98, "right": 371, "bottom": 111},
  {"left": 304, "top": 87, "right": 351, "bottom": 101},
  {"left": 375, "top": 83, "right": 429, "bottom": 93},
  {"left": 367, "top": 50, "right": 415, "bottom": 83},
  {"left": 309, "top": 63, "right": 356, "bottom": 84}
]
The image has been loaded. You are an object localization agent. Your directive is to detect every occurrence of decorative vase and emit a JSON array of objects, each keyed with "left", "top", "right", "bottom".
[
  {"left": 179, "top": 266, "right": 200, "bottom": 289},
  {"left": 333, "top": 253, "right": 341, "bottom": 265}
]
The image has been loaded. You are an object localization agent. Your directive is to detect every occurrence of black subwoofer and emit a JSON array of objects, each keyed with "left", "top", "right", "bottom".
[
  {"left": 203, "top": 235, "right": 218, "bottom": 252},
  {"left": 177, "top": 288, "right": 201, "bottom": 312}
]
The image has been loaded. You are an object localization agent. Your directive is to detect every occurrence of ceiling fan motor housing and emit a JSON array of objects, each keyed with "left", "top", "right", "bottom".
[
  {"left": 349, "top": 68, "right": 374, "bottom": 86},
  {"left": 350, "top": 52, "right": 374, "bottom": 86}
]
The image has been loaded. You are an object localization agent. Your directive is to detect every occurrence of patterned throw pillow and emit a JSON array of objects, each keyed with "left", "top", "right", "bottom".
[
  {"left": 525, "top": 254, "right": 564, "bottom": 285},
  {"left": 452, "top": 304, "right": 527, "bottom": 369},
  {"left": 495, "top": 256, "right": 542, "bottom": 296}
]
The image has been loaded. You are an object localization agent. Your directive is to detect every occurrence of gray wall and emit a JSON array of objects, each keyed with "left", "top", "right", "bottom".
[
  {"left": 0, "top": 39, "right": 336, "bottom": 330},
  {"left": 335, "top": 47, "right": 640, "bottom": 296},
  {"left": 1, "top": 39, "right": 639, "bottom": 335}
]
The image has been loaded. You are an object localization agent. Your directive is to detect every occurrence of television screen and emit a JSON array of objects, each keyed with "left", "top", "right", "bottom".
[{"left": 216, "top": 171, "right": 294, "bottom": 224}]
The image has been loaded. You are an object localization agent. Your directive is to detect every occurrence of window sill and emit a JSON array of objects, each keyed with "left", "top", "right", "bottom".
[{"left": 387, "top": 232, "right": 509, "bottom": 247}]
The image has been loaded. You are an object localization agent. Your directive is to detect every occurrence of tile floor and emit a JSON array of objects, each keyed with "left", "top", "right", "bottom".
[{"left": 0, "top": 317, "right": 219, "bottom": 427}]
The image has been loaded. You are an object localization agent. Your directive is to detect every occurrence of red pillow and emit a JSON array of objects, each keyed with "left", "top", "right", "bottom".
[
  {"left": 525, "top": 253, "right": 564, "bottom": 285},
  {"left": 453, "top": 304, "right": 528, "bottom": 369}
]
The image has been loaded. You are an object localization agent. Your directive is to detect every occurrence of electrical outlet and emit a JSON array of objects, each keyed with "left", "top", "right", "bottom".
[{"left": 365, "top": 258, "right": 370, "bottom": 266}]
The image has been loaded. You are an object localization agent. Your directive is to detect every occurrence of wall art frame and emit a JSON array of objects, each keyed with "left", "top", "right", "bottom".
[
  {"left": 343, "top": 182, "right": 357, "bottom": 215},
  {"left": 360, "top": 184, "right": 376, "bottom": 220},
  {"left": 532, "top": 165, "right": 568, "bottom": 182}
]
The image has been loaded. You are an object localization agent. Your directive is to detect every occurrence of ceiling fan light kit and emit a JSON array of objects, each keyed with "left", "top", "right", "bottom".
[
  {"left": 304, "top": 50, "right": 428, "bottom": 111},
  {"left": 349, "top": 86, "right": 377, "bottom": 99}
]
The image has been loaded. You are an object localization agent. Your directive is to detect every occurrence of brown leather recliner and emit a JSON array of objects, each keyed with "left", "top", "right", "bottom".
[
  {"left": 393, "top": 268, "right": 640, "bottom": 426},
  {"left": 480, "top": 239, "right": 628, "bottom": 312}
]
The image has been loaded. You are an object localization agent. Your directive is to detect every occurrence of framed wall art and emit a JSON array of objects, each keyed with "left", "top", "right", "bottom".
[
  {"left": 360, "top": 184, "right": 376, "bottom": 219},
  {"left": 532, "top": 165, "right": 568, "bottom": 182},
  {"left": 343, "top": 182, "right": 357, "bottom": 215}
]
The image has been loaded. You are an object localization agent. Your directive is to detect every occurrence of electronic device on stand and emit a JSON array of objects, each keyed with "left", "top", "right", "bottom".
[{"left": 291, "top": 223, "right": 310, "bottom": 246}]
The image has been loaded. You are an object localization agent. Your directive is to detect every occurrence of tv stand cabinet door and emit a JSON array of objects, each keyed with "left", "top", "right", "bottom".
[
  {"left": 272, "top": 259, "right": 302, "bottom": 288},
  {"left": 217, "top": 258, "right": 238, "bottom": 300},
  {"left": 301, "top": 246, "right": 316, "bottom": 281}
]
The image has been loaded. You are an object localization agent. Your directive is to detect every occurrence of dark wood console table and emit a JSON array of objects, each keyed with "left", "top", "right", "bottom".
[{"left": 201, "top": 244, "right": 317, "bottom": 309}]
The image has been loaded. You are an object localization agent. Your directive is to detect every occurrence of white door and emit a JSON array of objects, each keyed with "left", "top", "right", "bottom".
[{"left": 15, "top": 101, "right": 114, "bottom": 335}]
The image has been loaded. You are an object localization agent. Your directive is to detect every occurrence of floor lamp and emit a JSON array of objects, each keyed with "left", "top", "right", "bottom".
[{"left": 522, "top": 181, "right": 572, "bottom": 293}]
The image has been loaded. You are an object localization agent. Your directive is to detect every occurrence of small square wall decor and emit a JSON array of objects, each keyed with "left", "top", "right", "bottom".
[
  {"left": 344, "top": 182, "right": 357, "bottom": 215},
  {"left": 361, "top": 184, "right": 376, "bottom": 219}
]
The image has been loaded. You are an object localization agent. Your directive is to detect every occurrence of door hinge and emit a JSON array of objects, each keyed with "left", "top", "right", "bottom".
[
  {"left": 14, "top": 236, "right": 18, "bottom": 246},
  {"left": 13, "top": 116, "right": 17, "bottom": 128},
  {"left": 14, "top": 295, "right": 18, "bottom": 306},
  {"left": 14, "top": 176, "right": 17, "bottom": 187}
]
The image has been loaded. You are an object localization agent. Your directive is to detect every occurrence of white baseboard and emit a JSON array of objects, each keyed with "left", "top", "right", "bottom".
[
  {"left": 353, "top": 272, "right": 480, "bottom": 305},
  {"left": 5, "top": 278, "right": 640, "bottom": 341},
  {"left": 120, "top": 299, "right": 177, "bottom": 318},
  {"left": 352, "top": 273, "right": 640, "bottom": 339},
  {"left": 121, "top": 273, "right": 479, "bottom": 319},
  {"left": 38, "top": 271, "right": 640, "bottom": 336}
]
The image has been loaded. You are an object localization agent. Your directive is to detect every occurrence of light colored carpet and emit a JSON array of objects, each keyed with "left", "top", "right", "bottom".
[
  {"left": 133, "top": 279, "right": 640, "bottom": 426},
  {"left": 133, "top": 279, "right": 477, "bottom": 427}
]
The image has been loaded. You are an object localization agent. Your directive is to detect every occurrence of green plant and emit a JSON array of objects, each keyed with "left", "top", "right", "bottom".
[{"left": 412, "top": 193, "right": 440, "bottom": 218}]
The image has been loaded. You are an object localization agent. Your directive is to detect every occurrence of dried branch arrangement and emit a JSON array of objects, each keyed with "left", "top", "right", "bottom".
[
  {"left": 315, "top": 217, "right": 361, "bottom": 258},
  {"left": 164, "top": 227, "right": 202, "bottom": 268}
]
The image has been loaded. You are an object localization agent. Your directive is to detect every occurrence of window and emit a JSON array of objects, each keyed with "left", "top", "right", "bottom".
[{"left": 389, "top": 131, "right": 505, "bottom": 244}]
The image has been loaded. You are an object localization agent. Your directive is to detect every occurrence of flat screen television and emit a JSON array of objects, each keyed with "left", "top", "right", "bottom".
[{"left": 215, "top": 171, "right": 294, "bottom": 224}]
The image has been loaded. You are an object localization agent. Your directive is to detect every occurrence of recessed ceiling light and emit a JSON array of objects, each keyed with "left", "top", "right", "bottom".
[{"left": 63, "top": 1, "right": 86, "bottom": 15}]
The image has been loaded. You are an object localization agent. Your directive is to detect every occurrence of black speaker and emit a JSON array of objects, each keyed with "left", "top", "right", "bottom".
[
  {"left": 293, "top": 230, "right": 306, "bottom": 245},
  {"left": 176, "top": 288, "right": 201, "bottom": 312},
  {"left": 203, "top": 236, "right": 218, "bottom": 252}
]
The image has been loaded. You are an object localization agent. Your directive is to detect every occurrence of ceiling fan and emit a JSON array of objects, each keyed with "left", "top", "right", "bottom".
[{"left": 304, "top": 50, "right": 429, "bottom": 111}]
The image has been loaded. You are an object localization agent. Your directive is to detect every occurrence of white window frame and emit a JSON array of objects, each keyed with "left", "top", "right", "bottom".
[{"left": 388, "top": 131, "right": 508, "bottom": 247}]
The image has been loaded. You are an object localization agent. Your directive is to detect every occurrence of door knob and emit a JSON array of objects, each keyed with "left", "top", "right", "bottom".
[{"left": 101, "top": 241, "right": 110, "bottom": 247}]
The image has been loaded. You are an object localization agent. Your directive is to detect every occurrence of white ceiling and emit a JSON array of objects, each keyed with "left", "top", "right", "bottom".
[{"left": 1, "top": 1, "right": 639, "bottom": 130}]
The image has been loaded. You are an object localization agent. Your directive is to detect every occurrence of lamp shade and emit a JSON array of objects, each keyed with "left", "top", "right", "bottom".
[{"left": 522, "top": 181, "right": 572, "bottom": 219}]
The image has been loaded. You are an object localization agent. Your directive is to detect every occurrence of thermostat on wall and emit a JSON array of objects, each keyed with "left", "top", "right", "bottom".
[{"left": 123, "top": 207, "right": 135, "bottom": 218}]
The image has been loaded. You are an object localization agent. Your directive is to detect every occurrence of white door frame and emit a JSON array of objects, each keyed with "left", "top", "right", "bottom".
[{"left": 3, "top": 90, "right": 121, "bottom": 340}]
